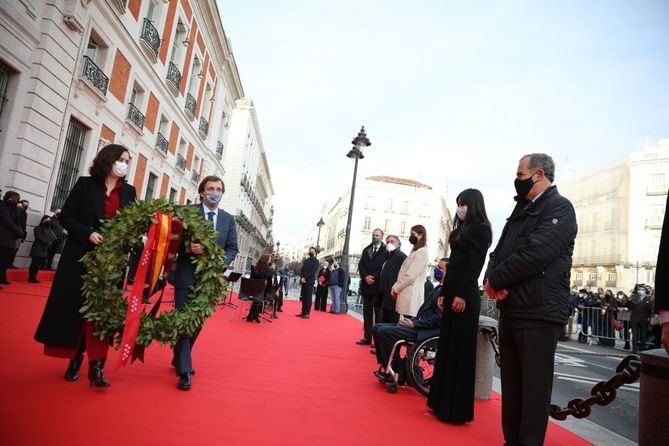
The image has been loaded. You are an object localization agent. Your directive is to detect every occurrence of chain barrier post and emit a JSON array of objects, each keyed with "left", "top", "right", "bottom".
[
  {"left": 639, "top": 348, "right": 669, "bottom": 446},
  {"left": 476, "top": 316, "right": 499, "bottom": 400}
]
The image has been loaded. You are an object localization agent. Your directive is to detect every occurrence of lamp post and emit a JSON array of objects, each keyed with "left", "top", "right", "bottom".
[
  {"left": 316, "top": 217, "right": 325, "bottom": 252},
  {"left": 624, "top": 260, "right": 652, "bottom": 285},
  {"left": 340, "top": 126, "right": 371, "bottom": 313}
]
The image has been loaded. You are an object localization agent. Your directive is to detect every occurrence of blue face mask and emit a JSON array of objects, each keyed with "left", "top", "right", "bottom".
[
  {"left": 637, "top": 290, "right": 646, "bottom": 297},
  {"left": 433, "top": 267, "right": 444, "bottom": 281}
]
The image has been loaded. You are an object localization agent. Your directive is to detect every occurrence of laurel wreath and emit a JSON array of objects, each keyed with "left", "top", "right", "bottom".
[{"left": 79, "top": 199, "right": 229, "bottom": 346}]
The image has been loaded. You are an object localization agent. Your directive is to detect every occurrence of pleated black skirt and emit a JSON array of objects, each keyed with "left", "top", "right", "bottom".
[{"left": 427, "top": 294, "right": 480, "bottom": 423}]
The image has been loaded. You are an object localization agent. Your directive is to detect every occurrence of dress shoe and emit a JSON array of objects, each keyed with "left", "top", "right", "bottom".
[
  {"left": 277, "top": 309, "right": 283, "bottom": 312},
  {"left": 0, "top": 281, "right": 10, "bottom": 285},
  {"left": 370, "top": 343, "right": 375, "bottom": 348},
  {"left": 356, "top": 339, "right": 371, "bottom": 345},
  {"left": 87, "top": 360, "right": 111, "bottom": 387},
  {"left": 28, "top": 278, "right": 40, "bottom": 284},
  {"left": 64, "top": 353, "right": 84, "bottom": 381},
  {"left": 300, "top": 314, "right": 310, "bottom": 319},
  {"left": 177, "top": 372, "right": 192, "bottom": 390},
  {"left": 370, "top": 349, "right": 376, "bottom": 355},
  {"left": 295, "top": 313, "right": 304, "bottom": 317}
]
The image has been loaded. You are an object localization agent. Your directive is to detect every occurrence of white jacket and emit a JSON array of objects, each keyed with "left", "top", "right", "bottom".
[{"left": 392, "top": 246, "right": 429, "bottom": 316}]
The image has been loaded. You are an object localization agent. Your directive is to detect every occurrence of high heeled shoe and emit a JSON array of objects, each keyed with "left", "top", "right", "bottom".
[
  {"left": 64, "top": 353, "right": 84, "bottom": 381},
  {"left": 88, "top": 360, "right": 111, "bottom": 387}
]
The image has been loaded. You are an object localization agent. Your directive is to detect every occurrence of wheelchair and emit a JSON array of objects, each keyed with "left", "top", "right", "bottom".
[{"left": 376, "top": 331, "right": 440, "bottom": 396}]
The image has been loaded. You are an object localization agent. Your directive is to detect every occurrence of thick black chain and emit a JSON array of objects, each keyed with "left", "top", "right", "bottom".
[{"left": 478, "top": 326, "right": 641, "bottom": 421}]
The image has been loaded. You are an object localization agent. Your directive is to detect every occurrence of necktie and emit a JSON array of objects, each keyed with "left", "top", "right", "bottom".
[
  {"left": 207, "top": 211, "right": 215, "bottom": 228},
  {"left": 373, "top": 247, "right": 377, "bottom": 255}
]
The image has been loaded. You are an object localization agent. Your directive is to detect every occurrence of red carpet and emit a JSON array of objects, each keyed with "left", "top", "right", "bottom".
[{"left": 0, "top": 279, "right": 591, "bottom": 446}]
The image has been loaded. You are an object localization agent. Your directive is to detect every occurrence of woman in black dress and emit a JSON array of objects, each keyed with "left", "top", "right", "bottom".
[
  {"left": 34, "top": 144, "right": 136, "bottom": 386},
  {"left": 427, "top": 188, "right": 492, "bottom": 423},
  {"left": 247, "top": 254, "right": 273, "bottom": 322}
]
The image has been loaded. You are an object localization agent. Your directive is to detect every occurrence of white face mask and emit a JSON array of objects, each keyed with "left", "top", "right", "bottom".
[
  {"left": 456, "top": 205, "right": 468, "bottom": 221},
  {"left": 112, "top": 161, "right": 128, "bottom": 177},
  {"left": 386, "top": 243, "right": 396, "bottom": 253}
]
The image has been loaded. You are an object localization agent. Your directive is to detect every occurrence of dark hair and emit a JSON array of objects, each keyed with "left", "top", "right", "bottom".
[
  {"left": 372, "top": 228, "right": 384, "bottom": 237},
  {"left": 440, "top": 257, "right": 449, "bottom": 264},
  {"left": 3, "top": 191, "right": 19, "bottom": 201},
  {"left": 40, "top": 214, "right": 51, "bottom": 226},
  {"left": 254, "top": 254, "right": 271, "bottom": 273},
  {"left": 386, "top": 234, "right": 401, "bottom": 247},
  {"left": 198, "top": 175, "right": 225, "bottom": 194},
  {"left": 90, "top": 144, "right": 129, "bottom": 182},
  {"left": 450, "top": 188, "right": 491, "bottom": 244},
  {"left": 410, "top": 224, "right": 427, "bottom": 251}
]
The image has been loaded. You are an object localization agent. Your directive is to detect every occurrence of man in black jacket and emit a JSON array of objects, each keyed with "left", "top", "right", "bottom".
[
  {"left": 357, "top": 228, "right": 388, "bottom": 345},
  {"left": 485, "top": 153, "right": 577, "bottom": 446},
  {"left": 656, "top": 193, "right": 668, "bottom": 354},
  {"left": 377, "top": 235, "right": 407, "bottom": 324},
  {"left": 0, "top": 191, "right": 24, "bottom": 287},
  {"left": 296, "top": 247, "right": 319, "bottom": 319}
]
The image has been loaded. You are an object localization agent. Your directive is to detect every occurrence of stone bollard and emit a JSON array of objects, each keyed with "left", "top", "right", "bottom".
[
  {"left": 475, "top": 315, "right": 498, "bottom": 400},
  {"left": 639, "top": 348, "right": 669, "bottom": 446}
]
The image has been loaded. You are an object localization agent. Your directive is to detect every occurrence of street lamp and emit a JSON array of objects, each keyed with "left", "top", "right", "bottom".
[
  {"left": 316, "top": 217, "right": 325, "bottom": 252},
  {"left": 624, "top": 260, "right": 652, "bottom": 285},
  {"left": 339, "top": 126, "right": 371, "bottom": 313}
]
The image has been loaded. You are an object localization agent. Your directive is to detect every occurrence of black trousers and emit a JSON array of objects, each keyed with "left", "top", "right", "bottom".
[
  {"left": 45, "top": 240, "right": 62, "bottom": 269},
  {"left": 0, "top": 246, "right": 13, "bottom": 282},
  {"left": 382, "top": 309, "right": 400, "bottom": 324},
  {"left": 277, "top": 288, "right": 284, "bottom": 310},
  {"left": 300, "top": 285, "right": 313, "bottom": 315},
  {"left": 500, "top": 314, "right": 562, "bottom": 446},
  {"left": 314, "top": 286, "right": 328, "bottom": 311},
  {"left": 362, "top": 293, "right": 378, "bottom": 341},
  {"left": 372, "top": 323, "right": 419, "bottom": 367},
  {"left": 29, "top": 256, "right": 45, "bottom": 280}
]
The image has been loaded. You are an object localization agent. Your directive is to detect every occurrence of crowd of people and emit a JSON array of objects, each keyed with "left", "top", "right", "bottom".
[{"left": 0, "top": 193, "right": 66, "bottom": 287}]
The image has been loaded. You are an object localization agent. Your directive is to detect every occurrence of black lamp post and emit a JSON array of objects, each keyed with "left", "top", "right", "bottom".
[
  {"left": 340, "top": 126, "right": 371, "bottom": 313},
  {"left": 316, "top": 217, "right": 325, "bottom": 252}
]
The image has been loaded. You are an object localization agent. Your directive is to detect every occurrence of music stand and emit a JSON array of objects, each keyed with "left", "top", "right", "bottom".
[{"left": 220, "top": 271, "right": 243, "bottom": 309}]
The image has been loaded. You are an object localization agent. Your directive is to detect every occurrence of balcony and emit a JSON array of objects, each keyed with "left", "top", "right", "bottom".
[
  {"left": 112, "top": 0, "right": 127, "bottom": 14},
  {"left": 81, "top": 56, "right": 108, "bottom": 96},
  {"left": 216, "top": 141, "right": 224, "bottom": 160},
  {"left": 191, "top": 170, "right": 200, "bottom": 184},
  {"left": 646, "top": 218, "right": 663, "bottom": 230},
  {"left": 185, "top": 93, "right": 196, "bottom": 119},
  {"left": 176, "top": 154, "right": 186, "bottom": 172},
  {"left": 166, "top": 62, "right": 181, "bottom": 93},
  {"left": 139, "top": 18, "right": 160, "bottom": 61},
  {"left": 155, "top": 132, "right": 168, "bottom": 155},
  {"left": 647, "top": 184, "right": 668, "bottom": 196},
  {"left": 605, "top": 280, "right": 617, "bottom": 288},
  {"left": 199, "top": 116, "right": 209, "bottom": 138},
  {"left": 126, "top": 103, "right": 144, "bottom": 131}
]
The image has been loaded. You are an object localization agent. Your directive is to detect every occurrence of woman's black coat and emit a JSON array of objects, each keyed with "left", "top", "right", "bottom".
[
  {"left": 30, "top": 225, "right": 57, "bottom": 258},
  {"left": 34, "top": 177, "right": 136, "bottom": 348}
]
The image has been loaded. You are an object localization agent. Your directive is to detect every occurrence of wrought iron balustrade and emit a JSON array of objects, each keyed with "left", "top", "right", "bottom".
[
  {"left": 140, "top": 18, "right": 161, "bottom": 57},
  {"left": 127, "top": 103, "right": 145, "bottom": 130},
  {"left": 155, "top": 132, "right": 168, "bottom": 154},
  {"left": 216, "top": 141, "right": 224, "bottom": 159},
  {"left": 191, "top": 171, "right": 200, "bottom": 184},
  {"left": 185, "top": 93, "right": 196, "bottom": 118},
  {"left": 81, "top": 56, "right": 109, "bottom": 95},
  {"left": 199, "top": 116, "right": 209, "bottom": 136},
  {"left": 176, "top": 154, "right": 186, "bottom": 171},
  {"left": 166, "top": 62, "right": 181, "bottom": 90}
]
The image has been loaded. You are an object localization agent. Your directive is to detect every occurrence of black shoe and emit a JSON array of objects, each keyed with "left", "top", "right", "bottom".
[
  {"left": 88, "top": 360, "right": 111, "bottom": 387},
  {"left": 300, "top": 314, "right": 310, "bottom": 319},
  {"left": 295, "top": 313, "right": 304, "bottom": 317},
  {"left": 356, "top": 339, "right": 372, "bottom": 345},
  {"left": 28, "top": 278, "right": 40, "bottom": 284},
  {"left": 177, "top": 372, "right": 192, "bottom": 390},
  {"left": 277, "top": 309, "right": 283, "bottom": 312},
  {"left": 64, "top": 354, "right": 84, "bottom": 381},
  {"left": 370, "top": 343, "right": 375, "bottom": 348},
  {"left": 0, "top": 281, "right": 10, "bottom": 285},
  {"left": 370, "top": 349, "right": 376, "bottom": 355}
]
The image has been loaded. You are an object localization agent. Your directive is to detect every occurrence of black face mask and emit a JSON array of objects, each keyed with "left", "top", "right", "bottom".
[
  {"left": 308, "top": 252, "right": 315, "bottom": 257},
  {"left": 514, "top": 172, "right": 537, "bottom": 200},
  {"left": 409, "top": 235, "right": 418, "bottom": 245}
]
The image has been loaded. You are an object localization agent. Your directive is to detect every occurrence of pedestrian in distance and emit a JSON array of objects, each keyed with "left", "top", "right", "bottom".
[
  {"left": 296, "top": 247, "right": 319, "bottom": 319},
  {"left": 328, "top": 260, "right": 344, "bottom": 314},
  {"left": 0, "top": 191, "right": 24, "bottom": 288},
  {"left": 28, "top": 215, "right": 57, "bottom": 284}
]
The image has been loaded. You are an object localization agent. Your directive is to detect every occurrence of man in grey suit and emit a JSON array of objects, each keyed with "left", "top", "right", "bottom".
[{"left": 170, "top": 175, "right": 238, "bottom": 390}]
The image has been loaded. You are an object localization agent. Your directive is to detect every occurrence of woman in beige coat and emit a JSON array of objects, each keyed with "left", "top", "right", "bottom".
[{"left": 391, "top": 225, "right": 429, "bottom": 317}]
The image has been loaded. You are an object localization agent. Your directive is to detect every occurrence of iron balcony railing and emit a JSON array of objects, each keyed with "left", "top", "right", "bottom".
[
  {"left": 216, "top": 141, "right": 224, "bottom": 159},
  {"left": 176, "top": 154, "right": 186, "bottom": 171},
  {"left": 185, "top": 93, "right": 196, "bottom": 118},
  {"left": 199, "top": 116, "right": 209, "bottom": 136},
  {"left": 155, "top": 132, "right": 168, "bottom": 154},
  {"left": 81, "top": 56, "right": 108, "bottom": 95},
  {"left": 166, "top": 62, "right": 181, "bottom": 90},
  {"left": 140, "top": 18, "right": 161, "bottom": 57},
  {"left": 191, "top": 171, "right": 200, "bottom": 184},
  {"left": 127, "top": 103, "right": 145, "bottom": 130}
]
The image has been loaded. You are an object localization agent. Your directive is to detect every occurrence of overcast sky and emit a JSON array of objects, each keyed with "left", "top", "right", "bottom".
[{"left": 217, "top": 0, "right": 669, "bottom": 246}]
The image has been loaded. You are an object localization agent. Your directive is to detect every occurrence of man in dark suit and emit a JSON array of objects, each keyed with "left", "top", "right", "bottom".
[
  {"left": 655, "top": 193, "right": 668, "bottom": 354},
  {"left": 377, "top": 235, "right": 407, "bottom": 324},
  {"left": 296, "top": 246, "right": 319, "bottom": 319},
  {"left": 372, "top": 258, "right": 446, "bottom": 378},
  {"left": 485, "top": 153, "right": 577, "bottom": 446},
  {"left": 0, "top": 191, "right": 23, "bottom": 287},
  {"left": 170, "top": 175, "right": 238, "bottom": 390},
  {"left": 357, "top": 228, "right": 388, "bottom": 345}
]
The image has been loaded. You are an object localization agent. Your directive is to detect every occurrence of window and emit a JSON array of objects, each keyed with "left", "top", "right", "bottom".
[
  {"left": 170, "top": 20, "right": 188, "bottom": 64},
  {"left": 0, "top": 61, "right": 10, "bottom": 121},
  {"left": 400, "top": 221, "right": 406, "bottom": 235},
  {"left": 363, "top": 216, "right": 371, "bottom": 231},
  {"left": 385, "top": 198, "right": 393, "bottom": 212},
  {"left": 606, "top": 272, "right": 617, "bottom": 287},
  {"left": 52, "top": 119, "right": 87, "bottom": 210},
  {"left": 127, "top": 82, "right": 146, "bottom": 129},
  {"left": 169, "top": 188, "right": 178, "bottom": 203},
  {"left": 365, "top": 195, "right": 375, "bottom": 210},
  {"left": 402, "top": 201, "right": 409, "bottom": 214},
  {"left": 144, "top": 173, "right": 157, "bottom": 200},
  {"left": 384, "top": 219, "right": 391, "bottom": 233},
  {"left": 587, "top": 272, "right": 597, "bottom": 286}
]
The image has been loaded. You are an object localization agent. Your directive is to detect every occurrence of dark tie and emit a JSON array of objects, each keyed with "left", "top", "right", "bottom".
[
  {"left": 373, "top": 247, "right": 377, "bottom": 255},
  {"left": 207, "top": 211, "right": 215, "bottom": 228}
]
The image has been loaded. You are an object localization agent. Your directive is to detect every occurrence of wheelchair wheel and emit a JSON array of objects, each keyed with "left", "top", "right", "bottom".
[{"left": 405, "top": 336, "right": 439, "bottom": 397}]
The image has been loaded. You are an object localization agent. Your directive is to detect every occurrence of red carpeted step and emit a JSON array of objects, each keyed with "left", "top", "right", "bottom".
[
  {"left": 0, "top": 283, "right": 591, "bottom": 446},
  {"left": 6, "top": 268, "right": 56, "bottom": 282}
]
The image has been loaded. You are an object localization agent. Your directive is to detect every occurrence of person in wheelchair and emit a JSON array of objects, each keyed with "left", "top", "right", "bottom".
[{"left": 372, "top": 257, "right": 448, "bottom": 383}]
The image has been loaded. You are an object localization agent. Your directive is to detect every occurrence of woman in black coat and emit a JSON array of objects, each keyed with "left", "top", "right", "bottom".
[
  {"left": 247, "top": 254, "right": 273, "bottom": 322},
  {"left": 34, "top": 144, "right": 136, "bottom": 387},
  {"left": 28, "top": 215, "right": 57, "bottom": 283},
  {"left": 315, "top": 262, "right": 331, "bottom": 311},
  {"left": 428, "top": 188, "right": 492, "bottom": 423}
]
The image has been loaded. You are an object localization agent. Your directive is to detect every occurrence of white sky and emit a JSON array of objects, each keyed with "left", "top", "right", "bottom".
[{"left": 217, "top": 0, "right": 669, "bottom": 246}]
